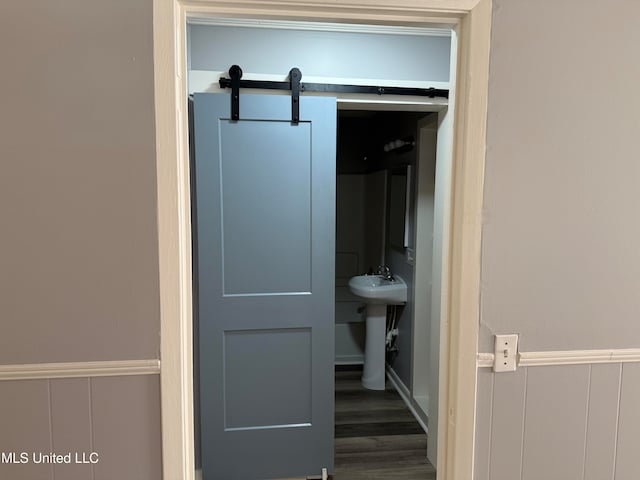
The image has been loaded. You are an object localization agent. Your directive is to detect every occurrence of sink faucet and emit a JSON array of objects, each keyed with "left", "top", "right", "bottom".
[{"left": 376, "top": 265, "right": 394, "bottom": 281}]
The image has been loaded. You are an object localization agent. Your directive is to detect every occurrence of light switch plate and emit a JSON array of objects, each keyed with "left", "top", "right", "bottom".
[{"left": 494, "top": 334, "right": 518, "bottom": 372}]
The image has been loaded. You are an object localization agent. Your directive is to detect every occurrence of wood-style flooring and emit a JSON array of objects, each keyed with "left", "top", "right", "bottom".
[{"left": 333, "top": 369, "right": 436, "bottom": 480}]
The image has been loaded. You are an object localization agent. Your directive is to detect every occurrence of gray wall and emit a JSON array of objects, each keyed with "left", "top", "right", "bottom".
[
  {"left": 382, "top": 114, "right": 426, "bottom": 388},
  {"left": 475, "top": 364, "right": 640, "bottom": 480},
  {"left": 475, "top": 1, "right": 640, "bottom": 479},
  {"left": 0, "top": 376, "right": 162, "bottom": 480},
  {"left": 0, "top": 1, "right": 162, "bottom": 478},
  {"left": 386, "top": 249, "right": 414, "bottom": 386}
]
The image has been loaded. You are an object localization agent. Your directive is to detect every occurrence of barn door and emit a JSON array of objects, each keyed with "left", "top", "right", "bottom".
[{"left": 191, "top": 93, "right": 336, "bottom": 479}]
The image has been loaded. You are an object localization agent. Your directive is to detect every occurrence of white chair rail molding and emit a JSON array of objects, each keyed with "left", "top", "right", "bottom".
[
  {"left": 0, "top": 359, "right": 161, "bottom": 381},
  {"left": 477, "top": 335, "right": 640, "bottom": 369}
]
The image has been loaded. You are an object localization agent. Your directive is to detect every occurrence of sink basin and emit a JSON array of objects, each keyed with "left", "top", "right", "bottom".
[{"left": 348, "top": 274, "right": 407, "bottom": 305}]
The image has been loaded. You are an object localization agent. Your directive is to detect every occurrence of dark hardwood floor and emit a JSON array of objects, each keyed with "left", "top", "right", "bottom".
[{"left": 333, "top": 368, "right": 436, "bottom": 480}]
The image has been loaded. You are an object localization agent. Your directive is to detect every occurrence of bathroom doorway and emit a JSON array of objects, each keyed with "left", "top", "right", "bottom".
[
  {"left": 180, "top": 12, "right": 480, "bottom": 480},
  {"left": 156, "top": 1, "right": 493, "bottom": 478},
  {"left": 334, "top": 108, "right": 446, "bottom": 477},
  {"left": 189, "top": 94, "right": 450, "bottom": 479},
  {"left": 188, "top": 21, "right": 453, "bottom": 479}
]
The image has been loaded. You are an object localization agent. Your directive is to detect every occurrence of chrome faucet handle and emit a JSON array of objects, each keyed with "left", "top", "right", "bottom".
[{"left": 376, "top": 265, "right": 394, "bottom": 280}]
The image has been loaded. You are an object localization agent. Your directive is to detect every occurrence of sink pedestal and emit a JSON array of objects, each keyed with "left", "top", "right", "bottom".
[
  {"left": 362, "top": 304, "right": 387, "bottom": 391},
  {"left": 348, "top": 274, "right": 406, "bottom": 391}
]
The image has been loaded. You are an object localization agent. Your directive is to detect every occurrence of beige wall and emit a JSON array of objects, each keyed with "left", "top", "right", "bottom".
[
  {"left": 0, "top": 1, "right": 161, "bottom": 479},
  {"left": 475, "top": 1, "right": 640, "bottom": 479},
  {"left": 0, "top": 0, "right": 160, "bottom": 364},
  {"left": 479, "top": 0, "right": 640, "bottom": 353}
]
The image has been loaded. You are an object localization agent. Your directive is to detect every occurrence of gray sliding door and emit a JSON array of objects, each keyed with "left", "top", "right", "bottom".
[{"left": 191, "top": 93, "right": 336, "bottom": 479}]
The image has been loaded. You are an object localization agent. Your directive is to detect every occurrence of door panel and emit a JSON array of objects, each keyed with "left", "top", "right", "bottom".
[
  {"left": 219, "top": 119, "right": 312, "bottom": 295},
  {"left": 223, "top": 328, "right": 312, "bottom": 430},
  {"left": 192, "top": 93, "right": 336, "bottom": 480}
]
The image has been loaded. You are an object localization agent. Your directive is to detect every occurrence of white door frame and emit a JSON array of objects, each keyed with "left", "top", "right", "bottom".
[{"left": 153, "top": 1, "right": 491, "bottom": 479}]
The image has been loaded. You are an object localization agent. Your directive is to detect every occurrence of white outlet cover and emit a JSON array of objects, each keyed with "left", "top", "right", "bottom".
[
  {"left": 494, "top": 334, "right": 518, "bottom": 372},
  {"left": 406, "top": 248, "right": 415, "bottom": 265}
]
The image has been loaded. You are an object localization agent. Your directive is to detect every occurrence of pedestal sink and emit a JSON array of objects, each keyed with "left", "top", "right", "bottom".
[{"left": 348, "top": 274, "right": 407, "bottom": 390}]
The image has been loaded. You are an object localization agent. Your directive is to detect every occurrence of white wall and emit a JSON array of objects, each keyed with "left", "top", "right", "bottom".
[
  {"left": 335, "top": 175, "right": 366, "bottom": 363},
  {"left": 364, "top": 171, "right": 387, "bottom": 270},
  {"left": 412, "top": 121, "right": 438, "bottom": 411},
  {"left": 335, "top": 172, "right": 387, "bottom": 364}
]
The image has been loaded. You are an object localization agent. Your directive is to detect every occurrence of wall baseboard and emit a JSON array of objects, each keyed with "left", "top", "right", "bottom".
[
  {"left": 335, "top": 355, "right": 364, "bottom": 365},
  {"left": 0, "top": 359, "right": 161, "bottom": 381},
  {"left": 477, "top": 348, "right": 640, "bottom": 369},
  {"left": 385, "top": 365, "right": 428, "bottom": 435}
]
